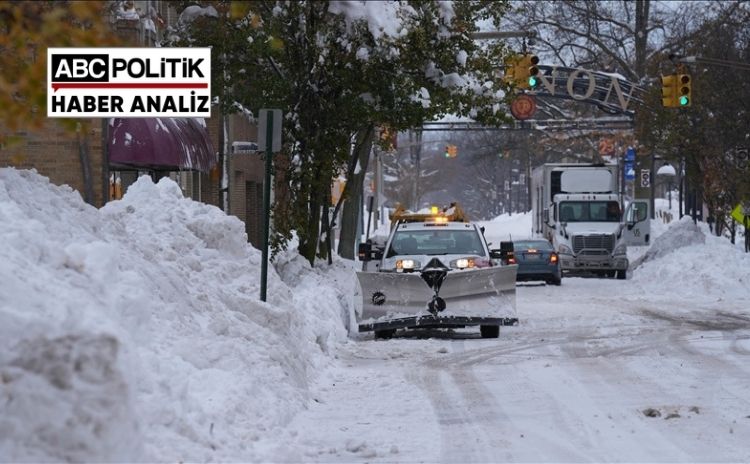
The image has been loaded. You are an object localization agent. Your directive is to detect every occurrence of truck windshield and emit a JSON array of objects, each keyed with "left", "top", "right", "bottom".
[
  {"left": 386, "top": 229, "right": 485, "bottom": 257},
  {"left": 559, "top": 201, "right": 621, "bottom": 222}
]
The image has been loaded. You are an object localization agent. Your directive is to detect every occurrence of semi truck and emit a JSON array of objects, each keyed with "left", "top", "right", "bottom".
[{"left": 530, "top": 163, "right": 650, "bottom": 279}]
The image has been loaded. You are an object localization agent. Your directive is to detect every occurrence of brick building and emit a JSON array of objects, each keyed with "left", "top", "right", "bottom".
[{"left": 0, "top": 0, "right": 276, "bottom": 249}]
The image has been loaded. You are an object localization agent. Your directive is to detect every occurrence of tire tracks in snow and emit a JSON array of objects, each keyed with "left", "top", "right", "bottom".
[
  {"left": 405, "top": 355, "right": 495, "bottom": 463},
  {"left": 409, "top": 339, "right": 593, "bottom": 462}
]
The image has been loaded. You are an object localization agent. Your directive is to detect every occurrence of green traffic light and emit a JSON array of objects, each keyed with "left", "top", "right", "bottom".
[
  {"left": 528, "top": 76, "right": 538, "bottom": 88},
  {"left": 679, "top": 96, "right": 689, "bottom": 106}
]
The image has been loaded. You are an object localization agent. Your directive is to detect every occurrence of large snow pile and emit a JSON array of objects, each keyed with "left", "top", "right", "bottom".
[
  {"left": 478, "top": 211, "right": 534, "bottom": 244},
  {"left": 0, "top": 168, "right": 350, "bottom": 462},
  {"left": 632, "top": 215, "right": 750, "bottom": 297}
]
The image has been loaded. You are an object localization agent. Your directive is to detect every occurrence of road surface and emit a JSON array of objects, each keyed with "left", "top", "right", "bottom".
[{"left": 275, "top": 276, "right": 750, "bottom": 462}]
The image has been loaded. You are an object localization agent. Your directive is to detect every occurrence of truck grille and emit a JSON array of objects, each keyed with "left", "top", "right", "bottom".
[{"left": 573, "top": 234, "right": 615, "bottom": 254}]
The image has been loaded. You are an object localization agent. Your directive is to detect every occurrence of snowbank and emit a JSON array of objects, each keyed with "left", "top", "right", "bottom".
[
  {"left": 631, "top": 216, "right": 750, "bottom": 298},
  {"left": 0, "top": 168, "right": 350, "bottom": 462}
]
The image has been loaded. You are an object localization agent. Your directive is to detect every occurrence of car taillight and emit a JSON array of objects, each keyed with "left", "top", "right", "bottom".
[
  {"left": 549, "top": 253, "right": 558, "bottom": 264},
  {"left": 507, "top": 256, "right": 517, "bottom": 265}
]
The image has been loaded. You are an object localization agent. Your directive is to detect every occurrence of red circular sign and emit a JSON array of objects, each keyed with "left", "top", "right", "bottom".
[{"left": 510, "top": 94, "right": 537, "bottom": 120}]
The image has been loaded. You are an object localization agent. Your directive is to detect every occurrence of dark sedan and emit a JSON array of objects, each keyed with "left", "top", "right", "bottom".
[{"left": 513, "top": 239, "right": 561, "bottom": 285}]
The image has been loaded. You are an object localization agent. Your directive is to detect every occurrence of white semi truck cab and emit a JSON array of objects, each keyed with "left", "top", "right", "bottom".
[{"left": 531, "top": 163, "right": 650, "bottom": 279}]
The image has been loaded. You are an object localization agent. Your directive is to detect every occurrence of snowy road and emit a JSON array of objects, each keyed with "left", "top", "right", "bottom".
[{"left": 277, "top": 277, "right": 750, "bottom": 462}]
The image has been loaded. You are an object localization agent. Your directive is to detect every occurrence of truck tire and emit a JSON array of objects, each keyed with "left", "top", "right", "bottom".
[
  {"left": 480, "top": 325, "right": 500, "bottom": 338},
  {"left": 374, "top": 329, "right": 396, "bottom": 339},
  {"left": 549, "top": 275, "right": 562, "bottom": 286},
  {"left": 616, "top": 269, "right": 627, "bottom": 280}
]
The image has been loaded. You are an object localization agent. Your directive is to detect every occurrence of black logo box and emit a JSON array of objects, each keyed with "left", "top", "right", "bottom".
[{"left": 51, "top": 54, "right": 109, "bottom": 82}]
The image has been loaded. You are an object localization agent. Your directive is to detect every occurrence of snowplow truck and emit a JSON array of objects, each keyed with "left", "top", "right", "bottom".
[{"left": 356, "top": 203, "right": 518, "bottom": 339}]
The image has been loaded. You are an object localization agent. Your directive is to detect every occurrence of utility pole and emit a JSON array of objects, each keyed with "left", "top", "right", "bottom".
[{"left": 409, "top": 129, "right": 423, "bottom": 210}]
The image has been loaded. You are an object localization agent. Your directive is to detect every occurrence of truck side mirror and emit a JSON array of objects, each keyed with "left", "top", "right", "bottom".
[
  {"left": 498, "top": 241, "right": 515, "bottom": 264},
  {"left": 500, "top": 241, "right": 514, "bottom": 254},
  {"left": 358, "top": 242, "right": 372, "bottom": 262},
  {"left": 359, "top": 242, "right": 383, "bottom": 261}
]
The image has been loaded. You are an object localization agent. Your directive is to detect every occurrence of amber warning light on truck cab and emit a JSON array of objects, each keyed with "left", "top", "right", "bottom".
[{"left": 47, "top": 47, "right": 211, "bottom": 118}]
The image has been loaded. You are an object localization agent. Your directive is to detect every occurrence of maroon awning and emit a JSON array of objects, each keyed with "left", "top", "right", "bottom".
[{"left": 109, "top": 118, "right": 216, "bottom": 172}]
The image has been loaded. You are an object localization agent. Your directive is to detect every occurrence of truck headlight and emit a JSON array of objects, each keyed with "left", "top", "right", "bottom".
[
  {"left": 450, "top": 258, "right": 475, "bottom": 269},
  {"left": 614, "top": 244, "right": 627, "bottom": 255},
  {"left": 396, "top": 259, "right": 419, "bottom": 271},
  {"left": 558, "top": 244, "right": 573, "bottom": 255}
]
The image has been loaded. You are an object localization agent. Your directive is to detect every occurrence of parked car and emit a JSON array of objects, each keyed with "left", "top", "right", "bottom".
[{"left": 512, "top": 239, "right": 561, "bottom": 285}]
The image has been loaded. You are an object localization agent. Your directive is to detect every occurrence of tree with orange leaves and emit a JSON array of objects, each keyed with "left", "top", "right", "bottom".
[{"left": 0, "top": 1, "right": 118, "bottom": 143}]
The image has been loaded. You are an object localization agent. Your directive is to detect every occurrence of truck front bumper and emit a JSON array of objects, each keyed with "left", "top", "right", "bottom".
[{"left": 560, "top": 254, "right": 628, "bottom": 271}]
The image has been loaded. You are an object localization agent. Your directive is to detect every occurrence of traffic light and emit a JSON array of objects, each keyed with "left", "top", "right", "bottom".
[
  {"left": 502, "top": 54, "right": 523, "bottom": 87},
  {"left": 661, "top": 74, "right": 678, "bottom": 108},
  {"left": 677, "top": 74, "right": 691, "bottom": 107},
  {"left": 525, "top": 54, "right": 540, "bottom": 89},
  {"left": 661, "top": 73, "right": 692, "bottom": 108},
  {"left": 503, "top": 53, "right": 539, "bottom": 90}
]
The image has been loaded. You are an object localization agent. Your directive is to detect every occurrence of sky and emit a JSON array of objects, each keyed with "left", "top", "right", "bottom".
[{"left": 1, "top": 167, "right": 749, "bottom": 461}]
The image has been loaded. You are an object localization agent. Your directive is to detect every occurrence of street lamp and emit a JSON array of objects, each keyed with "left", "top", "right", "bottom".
[{"left": 656, "top": 163, "right": 676, "bottom": 211}]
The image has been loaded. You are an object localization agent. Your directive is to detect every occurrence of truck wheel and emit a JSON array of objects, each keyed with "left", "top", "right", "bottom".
[
  {"left": 480, "top": 325, "right": 499, "bottom": 338},
  {"left": 374, "top": 329, "right": 395, "bottom": 339},
  {"left": 607, "top": 270, "right": 616, "bottom": 278},
  {"left": 616, "top": 270, "right": 627, "bottom": 280},
  {"left": 549, "top": 275, "right": 562, "bottom": 286}
]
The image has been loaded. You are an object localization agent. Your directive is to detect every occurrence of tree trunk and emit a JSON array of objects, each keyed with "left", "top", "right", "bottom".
[
  {"left": 299, "top": 170, "right": 323, "bottom": 265},
  {"left": 318, "top": 191, "right": 333, "bottom": 264},
  {"left": 77, "top": 123, "right": 95, "bottom": 206},
  {"left": 337, "top": 127, "right": 375, "bottom": 259}
]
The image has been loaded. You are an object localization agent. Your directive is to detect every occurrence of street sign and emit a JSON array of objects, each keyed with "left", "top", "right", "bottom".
[
  {"left": 258, "top": 109, "right": 283, "bottom": 152},
  {"left": 625, "top": 166, "right": 635, "bottom": 181},
  {"left": 625, "top": 146, "right": 636, "bottom": 161},
  {"left": 640, "top": 169, "right": 650, "bottom": 187},
  {"left": 598, "top": 138, "right": 614, "bottom": 156},
  {"left": 510, "top": 94, "right": 537, "bottom": 120}
]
